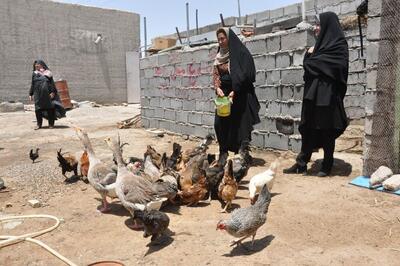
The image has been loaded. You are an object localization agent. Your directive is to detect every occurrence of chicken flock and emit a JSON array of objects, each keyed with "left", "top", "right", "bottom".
[{"left": 34, "top": 127, "right": 279, "bottom": 247}]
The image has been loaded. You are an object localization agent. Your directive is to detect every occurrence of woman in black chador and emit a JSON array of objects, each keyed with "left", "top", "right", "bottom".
[
  {"left": 29, "top": 60, "right": 64, "bottom": 129},
  {"left": 213, "top": 28, "right": 260, "bottom": 163},
  {"left": 284, "top": 12, "right": 349, "bottom": 177}
]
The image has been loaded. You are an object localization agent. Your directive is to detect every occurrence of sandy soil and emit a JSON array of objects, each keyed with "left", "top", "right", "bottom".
[{"left": 0, "top": 105, "right": 399, "bottom": 266}]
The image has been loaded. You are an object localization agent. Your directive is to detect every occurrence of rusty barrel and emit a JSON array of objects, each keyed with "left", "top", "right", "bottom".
[{"left": 55, "top": 80, "right": 73, "bottom": 109}]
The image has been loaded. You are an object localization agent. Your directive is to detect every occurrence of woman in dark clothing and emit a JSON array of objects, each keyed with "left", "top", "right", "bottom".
[
  {"left": 213, "top": 28, "right": 260, "bottom": 162},
  {"left": 29, "top": 60, "right": 58, "bottom": 130},
  {"left": 283, "top": 12, "right": 349, "bottom": 177}
]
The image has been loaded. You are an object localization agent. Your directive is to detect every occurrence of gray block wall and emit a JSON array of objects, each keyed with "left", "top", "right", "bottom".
[
  {"left": 305, "top": 0, "right": 363, "bottom": 17},
  {"left": 0, "top": 0, "right": 140, "bottom": 104},
  {"left": 141, "top": 26, "right": 367, "bottom": 152}
]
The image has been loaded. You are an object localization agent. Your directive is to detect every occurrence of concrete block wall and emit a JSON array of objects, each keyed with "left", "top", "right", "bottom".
[
  {"left": 0, "top": 0, "right": 140, "bottom": 104},
  {"left": 305, "top": 0, "right": 363, "bottom": 17},
  {"left": 141, "top": 27, "right": 366, "bottom": 152}
]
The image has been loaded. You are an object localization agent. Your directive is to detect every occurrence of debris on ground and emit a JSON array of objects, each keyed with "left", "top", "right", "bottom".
[
  {"left": 0, "top": 102, "right": 24, "bottom": 113},
  {"left": 0, "top": 177, "right": 4, "bottom": 189},
  {"left": 28, "top": 199, "right": 41, "bottom": 208},
  {"left": 5, "top": 202, "right": 12, "bottom": 208},
  {"left": 118, "top": 114, "right": 141, "bottom": 129}
]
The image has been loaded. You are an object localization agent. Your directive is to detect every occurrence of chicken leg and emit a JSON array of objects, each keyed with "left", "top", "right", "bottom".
[
  {"left": 98, "top": 197, "right": 112, "bottom": 213},
  {"left": 229, "top": 234, "right": 252, "bottom": 247},
  {"left": 220, "top": 201, "right": 231, "bottom": 213}
]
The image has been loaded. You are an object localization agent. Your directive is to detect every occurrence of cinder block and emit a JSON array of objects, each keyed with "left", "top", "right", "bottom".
[
  {"left": 154, "top": 108, "right": 164, "bottom": 118},
  {"left": 280, "top": 101, "right": 302, "bottom": 118},
  {"left": 149, "top": 118, "right": 160, "bottom": 128},
  {"left": 265, "top": 133, "right": 289, "bottom": 150},
  {"left": 270, "top": 7, "right": 284, "bottom": 20},
  {"left": 284, "top": 3, "right": 301, "bottom": 16},
  {"left": 276, "top": 53, "right": 291, "bottom": 68},
  {"left": 349, "top": 49, "right": 360, "bottom": 62},
  {"left": 344, "top": 95, "right": 365, "bottom": 108},
  {"left": 168, "top": 52, "right": 182, "bottom": 64},
  {"left": 259, "top": 101, "right": 267, "bottom": 116},
  {"left": 289, "top": 136, "right": 302, "bottom": 152},
  {"left": 255, "top": 71, "right": 266, "bottom": 86},
  {"left": 281, "top": 68, "right": 304, "bottom": 84},
  {"left": 364, "top": 89, "right": 378, "bottom": 116},
  {"left": 251, "top": 131, "right": 265, "bottom": 148},
  {"left": 149, "top": 97, "right": 160, "bottom": 107},
  {"left": 266, "top": 70, "right": 281, "bottom": 85},
  {"left": 202, "top": 113, "right": 214, "bottom": 126},
  {"left": 266, "top": 54, "right": 276, "bottom": 70},
  {"left": 170, "top": 76, "right": 182, "bottom": 87},
  {"left": 141, "top": 117, "right": 150, "bottom": 128},
  {"left": 176, "top": 88, "right": 190, "bottom": 99},
  {"left": 188, "top": 88, "right": 203, "bottom": 100},
  {"left": 280, "top": 85, "right": 294, "bottom": 101},
  {"left": 293, "top": 85, "right": 304, "bottom": 101},
  {"left": 182, "top": 76, "right": 198, "bottom": 87},
  {"left": 281, "top": 30, "right": 314, "bottom": 51},
  {"left": 161, "top": 87, "right": 175, "bottom": 98},
  {"left": 160, "top": 98, "right": 171, "bottom": 109},
  {"left": 197, "top": 75, "right": 212, "bottom": 87},
  {"left": 340, "top": 1, "right": 357, "bottom": 15},
  {"left": 266, "top": 101, "right": 281, "bottom": 116},
  {"left": 322, "top": 4, "right": 341, "bottom": 15},
  {"left": 193, "top": 49, "right": 211, "bottom": 62},
  {"left": 171, "top": 99, "right": 183, "bottom": 109},
  {"left": 267, "top": 36, "right": 281, "bottom": 53},
  {"left": 200, "top": 60, "right": 214, "bottom": 74},
  {"left": 158, "top": 54, "right": 169, "bottom": 66},
  {"left": 181, "top": 51, "right": 194, "bottom": 63},
  {"left": 256, "top": 85, "right": 279, "bottom": 101},
  {"left": 367, "top": 17, "right": 381, "bottom": 41},
  {"left": 140, "top": 77, "right": 150, "bottom": 90},
  {"left": 202, "top": 88, "right": 216, "bottom": 100},
  {"left": 144, "top": 68, "right": 153, "bottom": 78},
  {"left": 164, "top": 109, "right": 176, "bottom": 120},
  {"left": 346, "top": 84, "right": 365, "bottom": 96},
  {"left": 292, "top": 50, "right": 306, "bottom": 66},
  {"left": 245, "top": 39, "right": 267, "bottom": 55},
  {"left": 188, "top": 112, "right": 202, "bottom": 125},
  {"left": 255, "top": 116, "right": 277, "bottom": 132},
  {"left": 195, "top": 101, "right": 207, "bottom": 112},
  {"left": 140, "top": 55, "right": 158, "bottom": 69},
  {"left": 366, "top": 69, "right": 377, "bottom": 90},
  {"left": 349, "top": 60, "right": 366, "bottom": 72},
  {"left": 140, "top": 97, "right": 150, "bottom": 107},
  {"left": 176, "top": 111, "right": 189, "bottom": 123},
  {"left": 193, "top": 125, "right": 209, "bottom": 138},
  {"left": 183, "top": 100, "right": 196, "bottom": 111},
  {"left": 254, "top": 55, "right": 268, "bottom": 71},
  {"left": 369, "top": 0, "right": 382, "bottom": 17},
  {"left": 366, "top": 41, "right": 380, "bottom": 66}
]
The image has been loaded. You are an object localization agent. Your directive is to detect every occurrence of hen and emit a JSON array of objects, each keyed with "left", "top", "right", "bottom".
[
  {"left": 249, "top": 160, "right": 279, "bottom": 204},
  {"left": 217, "top": 185, "right": 271, "bottom": 247},
  {"left": 144, "top": 145, "right": 162, "bottom": 169},
  {"left": 177, "top": 160, "right": 208, "bottom": 206},
  {"left": 133, "top": 209, "right": 170, "bottom": 242},
  {"left": 166, "top": 142, "right": 182, "bottom": 170},
  {"left": 80, "top": 150, "right": 89, "bottom": 177},
  {"left": 29, "top": 148, "right": 39, "bottom": 163},
  {"left": 57, "top": 149, "right": 78, "bottom": 182},
  {"left": 232, "top": 149, "right": 252, "bottom": 183},
  {"left": 218, "top": 159, "right": 238, "bottom": 212}
]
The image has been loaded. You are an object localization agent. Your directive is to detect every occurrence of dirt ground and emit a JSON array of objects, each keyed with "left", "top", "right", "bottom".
[{"left": 0, "top": 105, "right": 399, "bottom": 266}]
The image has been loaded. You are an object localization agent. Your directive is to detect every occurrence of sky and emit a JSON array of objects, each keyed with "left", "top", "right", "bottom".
[{"left": 55, "top": 0, "right": 300, "bottom": 45}]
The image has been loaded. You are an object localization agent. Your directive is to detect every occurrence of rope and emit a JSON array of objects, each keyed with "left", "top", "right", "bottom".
[{"left": 0, "top": 214, "right": 77, "bottom": 266}]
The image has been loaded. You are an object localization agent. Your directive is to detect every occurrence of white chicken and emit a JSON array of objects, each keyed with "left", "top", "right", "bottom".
[{"left": 248, "top": 160, "right": 279, "bottom": 204}]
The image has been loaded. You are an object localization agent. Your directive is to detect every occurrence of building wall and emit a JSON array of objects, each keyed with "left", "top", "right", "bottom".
[
  {"left": 140, "top": 26, "right": 366, "bottom": 151},
  {"left": 0, "top": 0, "right": 140, "bottom": 104}
]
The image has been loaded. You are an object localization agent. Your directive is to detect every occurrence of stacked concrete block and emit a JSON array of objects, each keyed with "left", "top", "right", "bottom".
[
  {"left": 306, "top": 0, "right": 363, "bottom": 17},
  {"left": 141, "top": 24, "right": 367, "bottom": 152}
]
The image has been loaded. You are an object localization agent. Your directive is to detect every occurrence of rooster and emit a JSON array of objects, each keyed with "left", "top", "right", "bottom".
[
  {"left": 57, "top": 149, "right": 78, "bottom": 181},
  {"left": 29, "top": 148, "right": 39, "bottom": 163},
  {"left": 248, "top": 160, "right": 279, "bottom": 204},
  {"left": 217, "top": 185, "right": 271, "bottom": 247},
  {"left": 166, "top": 142, "right": 182, "bottom": 170},
  {"left": 218, "top": 159, "right": 238, "bottom": 212}
]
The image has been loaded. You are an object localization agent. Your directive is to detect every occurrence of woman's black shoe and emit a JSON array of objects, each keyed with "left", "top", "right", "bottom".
[
  {"left": 283, "top": 163, "right": 307, "bottom": 174},
  {"left": 317, "top": 171, "right": 329, "bottom": 177}
]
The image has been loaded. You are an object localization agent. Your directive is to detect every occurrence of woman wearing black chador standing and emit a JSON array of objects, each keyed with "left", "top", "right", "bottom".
[
  {"left": 213, "top": 28, "right": 260, "bottom": 163},
  {"left": 283, "top": 12, "right": 349, "bottom": 177}
]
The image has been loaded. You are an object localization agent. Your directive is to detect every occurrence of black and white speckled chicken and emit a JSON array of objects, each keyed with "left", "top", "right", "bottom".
[
  {"left": 133, "top": 209, "right": 170, "bottom": 242},
  {"left": 217, "top": 184, "right": 271, "bottom": 247},
  {"left": 232, "top": 149, "right": 252, "bottom": 183}
]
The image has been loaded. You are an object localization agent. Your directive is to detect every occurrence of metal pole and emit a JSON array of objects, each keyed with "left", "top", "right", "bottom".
[
  {"left": 186, "top": 2, "right": 190, "bottom": 45},
  {"left": 176, "top": 27, "right": 183, "bottom": 45},
  {"left": 302, "top": 0, "right": 306, "bottom": 22},
  {"left": 220, "top": 13, "right": 225, "bottom": 27},
  {"left": 144, "top": 16, "right": 147, "bottom": 57},
  {"left": 237, "top": 0, "right": 241, "bottom": 25},
  {"left": 196, "top": 9, "right": 199, "bottom": 35}
]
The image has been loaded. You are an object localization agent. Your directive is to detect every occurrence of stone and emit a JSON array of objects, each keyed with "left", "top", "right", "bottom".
[
  {"left": 28, "top": 199, "right": 41, "bottom": 208},
  {"left": 0, "top": 102, "right": 24, "bottom": 113}
]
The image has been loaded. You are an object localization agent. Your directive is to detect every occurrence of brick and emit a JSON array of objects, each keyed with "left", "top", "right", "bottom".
[
  {"left": 161, "top": 87, "right": 175, "bottom": 98},
  {"left": 276, "top": 53, "right": 290, "bottom": 68},
  {"left": 266, "top": 70, "right": 281, "bottom": 85},
  {"left": 259, "top": 101, "right": 267, "bottom": 116},
  {"left": 366, "top": 41, "right": 379, "bottom": 66},
  {"left": 281, "top": 30, "right": 314, "bottom": 51},
  {"left": 255, "top": 71, "right": 266, "bottom": 86},
  {"left": 344, "top": 95, "right": 365, "bottom": 108},
  {"left": 140, "top": 77, "right": 149, "bottom": 89},
  {"left": 140, "top": 55, "right": 157, "bottom": 69},
  {"left": 200, "top": 61, "right": 214, "bottom": 74},
  {"left": 367, "top": 17, "right": 381, "bottom": 41},
  {"left": 346, "top": 107, "right": 365, "bottom": 119},
  {"left": 289, "top": 136, "right": 302, "bottom": 152},
  {"left": 266, "top": 101, "right": 281, "bottom": 116},
  {"left": 265, "top": 133, "right": 289, "bottom": 150},
  {"left": 349, "top": 60, "right": 365, "bottom": 72},
  {"left": 251, "top": 131, "right": 265, "bottom": 147},
  {"left": 181, "top": 51, "right": 194, "bottom": 63},
  {"left": 202, "top": 113, "right": 214, "bottom": 126},
  {"left": 349, "top": 49, "right": 360, "bottom": 62},
  {"left": 346, "top": 84, "right": 365, "bottom": 96},
  {"left": 171, "top": 99, "right": 183, "bottom": 109},
  {"left": 164, "top": 109, "right": 176, "bottom": 120},
  {"left": 281, "top": 68, "right": 303, "bottom": 84},
  {"left": 245, "top": 39, "right": 267, "bottom": 55},
  {"left": 182, "top": 76, "right": 198, "bottom": 87},
  {"left": 140, "top": 97, "right": 150, "bottom": 107},
  {"left": 292, "top": 50, "right": 306, "bottom": 66},
  {"left": 267, "top": 36, "right": 281, "bottom": 53},
  {"left": 188, "top": 112, "right": 202, "bottom": 125},
  {"left": 176, "top": 111, "right": 189, "bottom": 123},
  {"left": 279, "top": 86, "right": 294, "bottom": 101}
]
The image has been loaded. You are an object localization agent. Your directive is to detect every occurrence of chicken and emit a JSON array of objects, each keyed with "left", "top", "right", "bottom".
[
  {"left": 133, "top": 209, "right": 170, "bottom": 242},
  {"left": 217, "top": 184, "right": 271, "bottom": 247},
  {"left": 166, "top": 142, "right": 182, "bottom": 170},
  {"left": 249, "top": 160, "right": 279, "bottom": 204},
  {"left": 177, "top": 161, "right": 208, "bottom": 206},
  {"left": 144, "top": 145, "right": 162, "bottom": 169},
  {"left": 218, "top": 159, "right": 238, "bottom": 212},
  {"left": 232, "top": 150, "right": 252, "bottom": 183},
  {"left": 143, "top": 154, "right": 161, "bottom": 182},
  {"left": 205, "top": 154, "right": 226, "bottom": 201},
  {"left": 112, "top": 136, "right": 129, "bottom": 165},
  {"left": 57, "top": 149, "right": 78, "bottom": 182},
  {"left": 80, "top": 150, "right": 89, "bottom": 177},
  {"left": 178, "top": 134, "right": 214, "bottom": 171},
  {"left": 29, "top": 148, "right": 39, "bottom": 163}
]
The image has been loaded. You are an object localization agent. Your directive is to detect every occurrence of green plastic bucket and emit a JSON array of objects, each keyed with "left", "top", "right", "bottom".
[{"left": 214, "top": 96, "right": 231, "bottom": 117}]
